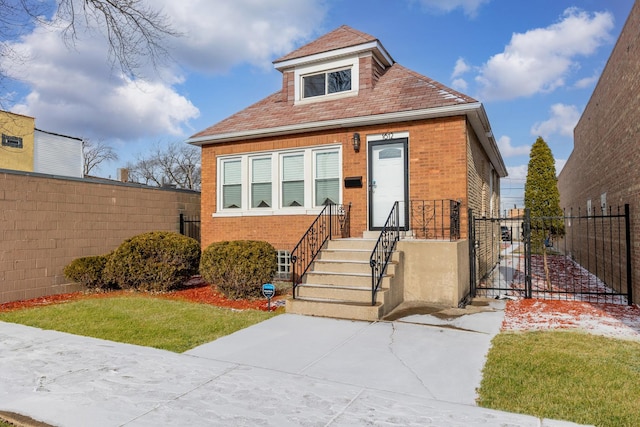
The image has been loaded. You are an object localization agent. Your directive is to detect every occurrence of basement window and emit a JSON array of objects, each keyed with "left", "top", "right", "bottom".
[
  {"left": 2, "top": 134, "right": 23, "bottom": 148},
  {"left": 276, "top": 250, "right": 291, "bottom": 280}
]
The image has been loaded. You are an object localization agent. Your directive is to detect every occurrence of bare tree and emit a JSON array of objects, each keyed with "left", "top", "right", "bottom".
[
  {"left": 0, "top": 0, "right": 178, "bottom": 81},
  {"left": 83, "top": 139, "right": 118, "bottom": 176},
  {"left": 127, "top": 142, "right": 201, "bottom": 190}
]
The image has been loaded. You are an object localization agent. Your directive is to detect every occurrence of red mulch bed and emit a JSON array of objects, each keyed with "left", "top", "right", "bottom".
[{"left": 0, "top": 277, "right": 286, "bottom": 313}]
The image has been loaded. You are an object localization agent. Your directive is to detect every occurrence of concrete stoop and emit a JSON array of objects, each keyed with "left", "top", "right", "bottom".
[{"left": 286, "top": 238, "right": 399, "bottom": 321}]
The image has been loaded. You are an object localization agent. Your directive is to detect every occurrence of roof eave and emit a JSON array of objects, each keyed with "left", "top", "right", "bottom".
[
  {"left": 466, "top": 105, "right": 508, "bottom": 177},
  {"left": 273, "top": 40, "right": 394, "bottom": 71},
  {"left": 187, "top": 102, "right": 507, "bottom": 177}
]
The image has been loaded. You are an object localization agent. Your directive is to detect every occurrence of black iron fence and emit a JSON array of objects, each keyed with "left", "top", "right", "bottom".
[
  {"left": 470, "top": 205, "right": 631, "bottom": 304},
  {"left": 291, "top": 203, "right": 350, "bottom": 295},
  {"left": 179, "top": 214, "right": 201, "bottom": 243},
  {"left": 409, "top": 199, "right": 461, "bottom": 240}
]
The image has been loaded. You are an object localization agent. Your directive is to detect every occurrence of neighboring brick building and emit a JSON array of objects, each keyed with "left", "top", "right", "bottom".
[
  {"left": 557, "top": 1, "right": 639, "bottom": 303},
  {"left": 189, "top": 25, "right": 507, "bottom": 256}
]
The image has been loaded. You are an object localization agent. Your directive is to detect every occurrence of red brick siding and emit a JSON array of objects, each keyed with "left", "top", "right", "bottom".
[{"left": 200, "top": 116, "right": 481, "bottom": 250}]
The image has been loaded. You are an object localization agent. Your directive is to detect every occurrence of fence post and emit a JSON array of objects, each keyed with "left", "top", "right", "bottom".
[
  {"left": 179, "top": 213, "right": 184, "bottom": 235},
  {"left": 329, "top": 204, "right": 333, "bottom": 240},
  {"left": 524, "top": 208, "right": 532, "bottom": 299},
  {"left": 625, "top": 204, "right": 633, "bottom": 305},
  {"left": 468, "top": 208, "right": 476, "bottom": 298}
]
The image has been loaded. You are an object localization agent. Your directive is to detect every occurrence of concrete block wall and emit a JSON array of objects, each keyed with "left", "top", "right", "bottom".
[{"left": 0, "top": 170, "right": 200, "bottom": 304}]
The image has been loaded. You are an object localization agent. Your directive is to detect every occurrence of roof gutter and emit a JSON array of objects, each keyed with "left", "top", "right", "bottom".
[{"left": 186, "top": 102, "right": 507, "bottom": 177}]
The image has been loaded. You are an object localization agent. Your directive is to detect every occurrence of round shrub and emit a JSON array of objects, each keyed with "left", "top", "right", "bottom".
[
  {"left": 200, "top": 240, "right": 276, "bottom": 300},
  {"left": 63, "top": 254, "right": 115, "bottom": 290},
  {"left": 104, "top": 231, "right": 201, "bottom": 292}
]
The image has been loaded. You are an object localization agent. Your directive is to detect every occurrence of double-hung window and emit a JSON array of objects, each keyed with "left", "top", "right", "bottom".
[
  {"left": 216, "top": 145, "right": 341, "bottom": 214},
  {"left": 222, "top": 159, "right": 242, "bottom": 209},
  {"left": 314, "top": 150, "right": 339, "bottom": 206},
  {"left": 282, "top": 154, "right": 305, "bottom": 207},
  {"left": 251, "top": 157, "right": 272, "bottom": 208}
]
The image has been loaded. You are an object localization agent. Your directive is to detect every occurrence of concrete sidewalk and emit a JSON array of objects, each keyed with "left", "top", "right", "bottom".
[{"left": 0, "top": 301, "right": 588, "bottom": 426}]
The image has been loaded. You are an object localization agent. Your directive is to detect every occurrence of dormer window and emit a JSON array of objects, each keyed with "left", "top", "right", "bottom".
[
  {"left": 303, "top": 68, "right": 352, "bottom": 98},
  {"left": 293, "top": 56, "right": 359, "bottom": 104}
]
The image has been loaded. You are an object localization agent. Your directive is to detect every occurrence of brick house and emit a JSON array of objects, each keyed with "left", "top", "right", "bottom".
[
  {"left": 557, "top": 1, "right": 639, "bottom": 304},
  {"left": 188, "top": 26, "right": 507, "bottom": 318}
]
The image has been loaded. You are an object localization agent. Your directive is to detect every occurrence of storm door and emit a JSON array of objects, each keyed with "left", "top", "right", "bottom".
[{"left": 368, "top": 138, "right": 408, "bottom": 230}]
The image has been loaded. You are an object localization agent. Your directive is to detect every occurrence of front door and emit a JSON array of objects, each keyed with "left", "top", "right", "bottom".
[{"left": 368, "top": 138, "right": 408, "bottom": 230}]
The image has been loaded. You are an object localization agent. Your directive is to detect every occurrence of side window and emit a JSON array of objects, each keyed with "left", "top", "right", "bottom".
[
  {"left": 282, "top": 154, "right": 304, "bottom": 207},
  {"left": 222, "top": 159, "right": 242, "bottom": 209},
  {"left": 2, "top": 134, "right": 23, "bottom": 148},
  {"left": 314, "top": 150, "right": 339, "bottom": 206}
]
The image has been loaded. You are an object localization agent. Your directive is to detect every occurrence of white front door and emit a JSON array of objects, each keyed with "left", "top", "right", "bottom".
[{"left": 368, "top": 139, "right": 408, "bottom": 229}]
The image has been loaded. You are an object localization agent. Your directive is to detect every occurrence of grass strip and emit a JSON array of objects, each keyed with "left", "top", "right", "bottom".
[
  {"left": 0, "top": 295, "right": 278, "bottom": 353},
  {"left": 477, "top": 330, "right": 640, "bottom": 427}
]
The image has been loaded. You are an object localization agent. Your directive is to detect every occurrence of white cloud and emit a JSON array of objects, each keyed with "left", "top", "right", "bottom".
[
  {"left": 159, "top": 0, "right": 327, "bottom": 72},
  {"left": 574, "top": 70, "right": 600, "bottom": 88},
  {"left": 475, "top": 8, "right": 613, "bottom": 101},
  {"left": 452, "top": 57, "right": 470, "bottom": 78},
  {"left": 497, "top": 135, "right": 530, "bottom": 157},
  {"left": 505, "top": 165, "right": 528, "bottom": 181},
  {"left": 6, "top": 26, "right": 199, "bottom": 140},
  {"left": 2, "top": 0, "right": 327, "bottom": 140},
  {"left": 555, "top": 158, "right": 567, "bottom": 175},
  {"left": 451, "top": 78, "right": 468, "bottom": 91},
  {"left": 413, "top": 0, "right": 490, "bottom": 17},
  {"left": 531, "top": 103, "right": 580, "bottom": 138}
]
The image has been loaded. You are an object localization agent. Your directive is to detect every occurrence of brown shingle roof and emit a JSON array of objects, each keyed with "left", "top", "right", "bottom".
[
  {"left": 190, "top": 64, "right": 477, "bottom": 140},
  {"left": 274, "top": 25, "right": 378, "bottom": 63}
]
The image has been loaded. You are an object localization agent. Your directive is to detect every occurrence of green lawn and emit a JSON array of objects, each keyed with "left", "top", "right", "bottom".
[
  {"left": 478, "top": 331, "right": 640, "bottom": 427},
  {"left": 0, "top": 295, "right": 278, "bottom": 353}
]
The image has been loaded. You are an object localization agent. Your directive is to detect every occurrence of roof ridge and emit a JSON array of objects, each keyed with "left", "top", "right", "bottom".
[{"left": 274, "top": 25, "right": 378, "bottom": 64}]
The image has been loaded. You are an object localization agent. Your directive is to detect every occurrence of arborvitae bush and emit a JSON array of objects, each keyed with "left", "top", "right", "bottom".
[
  {"left": 524, "top": 136, "right": 565, "bottom": 252},
  {"left": 104, "top": 231, "right": 201, "bottom": 292},
  {"left": 200, "top": 240, "right": 276, "bottom": 300},
  {"left": 63, "top": 254, "right": 115, "bottom": 290}
]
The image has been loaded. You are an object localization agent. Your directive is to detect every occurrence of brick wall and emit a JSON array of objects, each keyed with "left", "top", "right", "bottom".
[
  {"left": 200, "top": 115, "right": 490, "bottom": 252},
  {"left": 557, "top": 1, "right": 639, "bottom": 303},
  {"left": 0, "top": 170, "right": 200, "bottom": 303}
]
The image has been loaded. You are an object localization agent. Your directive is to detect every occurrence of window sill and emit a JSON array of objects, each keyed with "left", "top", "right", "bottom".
[{"left": 213, "top": 208, "right": 324, "bottom": 218}]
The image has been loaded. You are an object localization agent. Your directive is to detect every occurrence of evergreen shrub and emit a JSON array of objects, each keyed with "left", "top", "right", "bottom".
[
  {"left": 200, "top": 240, "right": 276, "bottom": 300},
  {"left": 63, "top": 254, "right": 114, "bottom": 290},
  {"left": 104, "top": 231, "right": 200, "bottom": 292}
]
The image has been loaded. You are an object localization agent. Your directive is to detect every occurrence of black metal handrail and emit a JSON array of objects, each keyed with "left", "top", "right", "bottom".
[
  {"left": 291, "top": 203, "right": 351, "bottom": 297},
  {"left": 369, "top": 201, "right": 400, "bottom": 306}
]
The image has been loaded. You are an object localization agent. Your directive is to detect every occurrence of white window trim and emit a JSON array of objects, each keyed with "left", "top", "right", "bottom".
[
  {"left": 214, "top": 145, "right": 342, "bottom": 217},
  {"left": 219, "top": 157, "right": 244, "bottom": 210},
  {"left": 294, "top": 56, "right": 359, "bottom": 105},
  {"left": 249, "top": 154, "right": 273, "bottom": 209}
]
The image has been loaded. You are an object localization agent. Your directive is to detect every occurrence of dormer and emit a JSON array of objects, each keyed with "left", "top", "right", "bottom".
[{"left": 273, "top": 25, "right": 394, "bottom": 105}]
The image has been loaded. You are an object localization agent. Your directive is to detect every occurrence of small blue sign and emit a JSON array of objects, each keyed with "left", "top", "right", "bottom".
[{"left": 262, "top": 283, "right": 276, "bottom": 299}]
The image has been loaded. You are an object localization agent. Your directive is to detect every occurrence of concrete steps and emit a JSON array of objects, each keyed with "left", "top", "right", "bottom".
[{"left": 286, "top": 238, "right": 399, "bottom": 321}]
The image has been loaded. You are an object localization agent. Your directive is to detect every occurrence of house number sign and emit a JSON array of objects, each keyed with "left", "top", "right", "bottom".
[{"left": 382, "top": 132, "right": 394, "bottom": 140}]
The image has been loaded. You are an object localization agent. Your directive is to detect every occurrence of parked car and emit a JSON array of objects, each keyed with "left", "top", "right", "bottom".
[{"left": 501, "top": 226, "right": 511, "bottom": 241}]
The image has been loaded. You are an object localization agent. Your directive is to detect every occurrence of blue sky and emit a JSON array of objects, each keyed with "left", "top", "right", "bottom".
[{"left": 1, "top": 0, "right": 635, "bottom": 212}]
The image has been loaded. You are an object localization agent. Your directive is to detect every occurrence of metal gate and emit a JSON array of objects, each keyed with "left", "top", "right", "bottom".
[{"left": 469, "top": 205, "right": 632, "bottom": 304}]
